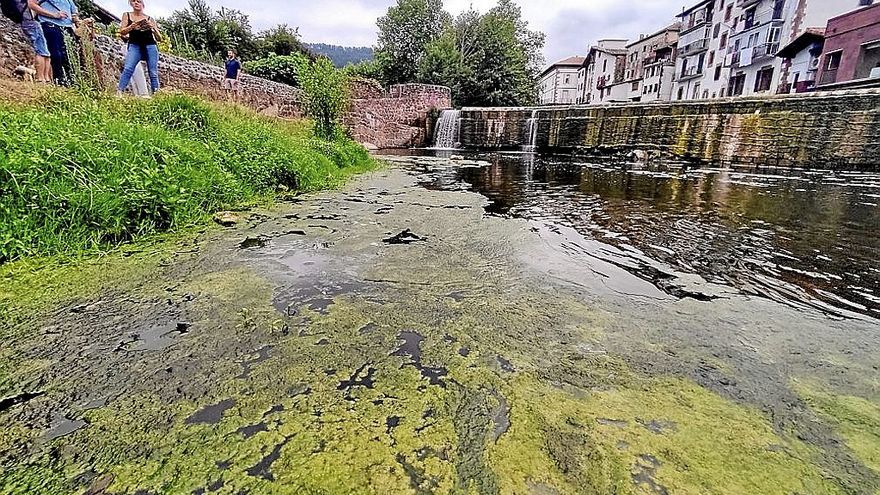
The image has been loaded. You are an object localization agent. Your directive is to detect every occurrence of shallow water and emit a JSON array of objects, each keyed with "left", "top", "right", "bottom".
[{"left": 394, "top": 151, "right": 880, "bottom": 319}]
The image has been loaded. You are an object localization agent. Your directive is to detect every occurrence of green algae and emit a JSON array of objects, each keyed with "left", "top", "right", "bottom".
[{"left": 797, "top": 381, "right": 880, "bottom": 476}]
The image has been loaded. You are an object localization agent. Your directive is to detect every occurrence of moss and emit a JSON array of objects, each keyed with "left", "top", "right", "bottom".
[{"left": 796, "top": 381, "right": 880, "bottom": 475}]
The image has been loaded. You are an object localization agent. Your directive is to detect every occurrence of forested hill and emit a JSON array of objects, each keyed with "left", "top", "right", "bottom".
[{"left": 305, "top": 44, "right": 374, "bottom": 68}]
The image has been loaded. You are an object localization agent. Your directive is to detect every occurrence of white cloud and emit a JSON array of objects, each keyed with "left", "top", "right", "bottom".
[{"left": 99, "top": 0, "right": 689, "bottom": 61}]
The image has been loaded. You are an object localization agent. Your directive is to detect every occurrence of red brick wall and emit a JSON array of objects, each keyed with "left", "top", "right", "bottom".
[{"left": 818, "top": 4, "right": 880, "bottom": 84}]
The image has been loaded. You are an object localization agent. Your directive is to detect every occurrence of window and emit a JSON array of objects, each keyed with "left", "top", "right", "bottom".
[
  {"left": 564, "top": 74, "right": 571, "bottom": 84},
  {"left": 603, "top": 59, "right": 608, "bottom": 72},
  {"left": 725, "top": 5, "right": 733, "bottom": 21},
  {"left": 713, "top": 24, "right": 721, "bottom": 39},
  {"left": 754, "top": 66, "right": 774, "bottom": 92},
  {"left": 714, "top": 64, "right": 723, "bottom": 81},
  {"left": 708, "top": 50, "right": 715, "bottom": 65},
  {"left": 632, "top": 81, "right": 640, "bottom": 91},
  {"left": 720, "top": 32, "right": 728, "bottom": 50},
  {"left": 826, "top": 51, "right": 842, "bottom": 70},
  {"left": 702, "top": 90, "right": 709, "bottom": 99}
]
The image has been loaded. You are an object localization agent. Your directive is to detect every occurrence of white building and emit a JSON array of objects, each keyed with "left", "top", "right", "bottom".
[
  {"left": 776, "top": 28, "right": 825, "bottom": 92},
  {"left": 726, "top": 0, "right": 856, "bottom": 96},
  {"left": 577, "top": 40, "right": 628, "bottom": 104},
  {"left": 674, "top": 0, "right": 715, "bottom": 100},
  {"left": 699, "top": 0, "right": 739, "bottom": 98},
  {"left": 538, "top": 57, "right": 585, "bottom": 105}
]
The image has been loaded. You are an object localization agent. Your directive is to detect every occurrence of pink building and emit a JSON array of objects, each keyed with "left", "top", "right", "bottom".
[{"left": 816, "top": 2, "right": 880, "bottom": 88}]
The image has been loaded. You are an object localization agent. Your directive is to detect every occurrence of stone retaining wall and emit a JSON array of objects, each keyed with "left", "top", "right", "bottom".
[
  {"left": 460, "top": 91, "right": 880, "bottom": 169},
  {"left": 345, "top": 84, "right": 452, "bottom": 149}
]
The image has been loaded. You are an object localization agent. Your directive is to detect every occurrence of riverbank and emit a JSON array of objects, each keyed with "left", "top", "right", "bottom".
[
  {"left": 0, "top": 87, "right": 376, "bottom": 263},
  {"left": 1, "top": 157, "right": 878, "bottom": 494}
]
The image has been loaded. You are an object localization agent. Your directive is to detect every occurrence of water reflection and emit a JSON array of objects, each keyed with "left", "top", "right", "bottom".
[{"left": 399, "top": 152, "right": 880, "bottom": 318}]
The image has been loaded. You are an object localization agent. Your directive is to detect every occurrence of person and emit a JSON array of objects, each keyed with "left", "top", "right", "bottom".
[
  {"left": 116, "top": 0, "right": 161, "bottom": 96},
  {"left": 33, "top": 0, "right": 78, "bottom": 86},
  {"left": 223, "top": 49, "right": 242, "bottom": 101},
  {"left": 119, "top": 42, "right": 149, "bottom": 97},
  {"left": 18, "top": 0, "right": 54, "bottom": 83}
]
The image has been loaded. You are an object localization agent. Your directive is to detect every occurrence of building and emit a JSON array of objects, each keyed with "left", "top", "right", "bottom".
[
  {"left": 618, "top": 23, "right": 681, "bottom": 102},
  {"left": 538, "top": 57, "right": 585, "bottom": 105},
  {"left": 726, "top": 0, "right": 857, "bottom": 97},
  {"left": 674, "top": 0, "right": 715, "bottom": 100},
  {"left": 776, "top": 28, "right": 825, "bottom": 92},
  {"left": 815, "top": 2, "right": 880, "bottom": 89},
  {"left": 577, "top": 40, "right": 628, "bottom": 104},
  {"left": 699, "top": 0, "right": 739, "bottom": 98}
]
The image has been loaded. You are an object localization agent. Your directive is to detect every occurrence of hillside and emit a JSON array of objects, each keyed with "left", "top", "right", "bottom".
[{"left": 305, "top": 43, "right": 374, "bottom": 68}]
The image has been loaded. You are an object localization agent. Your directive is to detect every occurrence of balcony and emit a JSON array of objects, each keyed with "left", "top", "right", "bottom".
[
  {"left": 752, "top": 42, "right": 780, "bottom": 60},
  {"left": 680, "top": 11, "right": 712, "bottom": 35},
  {"left": 680, "top": 39, "right": 710, "bottom": 57},
  {"left": 676, "top": 65, "right": 704, "bottom": 81},
  {"left": 737, "top": 0, "right": 760, "bottom": 8}
]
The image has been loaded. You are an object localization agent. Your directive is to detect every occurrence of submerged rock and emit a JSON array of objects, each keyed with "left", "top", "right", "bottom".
[
  {"left": 383, "top": 229, "right": 426, "bottom": 245},
  {"left": 212, "top": 211, "right": 240, "bottom": 227}
]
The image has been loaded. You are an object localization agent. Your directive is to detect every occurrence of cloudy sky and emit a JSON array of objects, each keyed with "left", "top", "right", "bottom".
[{"left": 101, "top": 0, "right": 689, "bottom": 65}]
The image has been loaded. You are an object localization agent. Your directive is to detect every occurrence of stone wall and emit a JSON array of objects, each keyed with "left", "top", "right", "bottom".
[
  {"left": 459, "top": 90, "right": 880, "bottom": 169},
  {"left": 345, "top": 83, "right": 452, "bottom": 149},
  {"left": 1, "top": 16, "right": 451, "bottom": 147}
]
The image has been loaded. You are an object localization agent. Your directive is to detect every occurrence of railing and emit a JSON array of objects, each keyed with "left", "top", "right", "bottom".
[
  {"left": 679, "top": 39, "right": 709, "bottom": 57},
  {"left": 597, "top": 75, "right": 608, "bottom": 89},
  {"left": 819, "top": 69, "right": 838, "bottom": 86},
  {"left": 676, "top": 65, "right": 704, "bottom": 81},
  {"left": 752, "top": 42, "right": 779, "bottom": 60}
]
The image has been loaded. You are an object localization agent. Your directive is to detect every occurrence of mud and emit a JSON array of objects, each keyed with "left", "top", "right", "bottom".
[{"left": 1, "top": 158, "right": 879, "bottom": 494}]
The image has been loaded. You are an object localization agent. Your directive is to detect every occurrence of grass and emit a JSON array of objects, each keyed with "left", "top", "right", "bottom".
[{"left": 0, "top": 88, "right": 376, "bottom": 262}]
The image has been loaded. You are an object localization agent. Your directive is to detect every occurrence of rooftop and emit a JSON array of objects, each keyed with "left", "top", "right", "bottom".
[
  {"left": 540, "top": 56, "right": 587, "bottom": 77},
  {"left": 776, "top": 28, "right": 825, "bottom": 59}
]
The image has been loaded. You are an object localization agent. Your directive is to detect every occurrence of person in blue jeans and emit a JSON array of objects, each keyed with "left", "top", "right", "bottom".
[
  {"left": 33, "top": 0, "right": 78, "bottom": 86},
  {"left": 116, "top": 0, "right": 161, "bottom": 96}
]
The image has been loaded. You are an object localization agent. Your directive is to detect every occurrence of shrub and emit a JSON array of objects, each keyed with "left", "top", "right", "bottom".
[{"left": 243, "top": 53, "right": 310, "bottom": 87}]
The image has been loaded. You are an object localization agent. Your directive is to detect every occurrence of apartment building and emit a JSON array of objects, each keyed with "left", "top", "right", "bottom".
[
  {"left": 776, "top": 28, "right": 826, "bottom": 92},
  {"left": 674, "top": 0, "right": 715, "bottom": 100},
  {"left": 538, "top": 57, "right": 586, "bottom": 105},
  {"left": 726, "top": 0, "right": 857, "bottom": 97},
  {"left": 816, "top": 2, "right": 880, "bottom": 89},
  {"left": 616, "top": 23, "right": 681, "bottom": 102},
  {"left": 577, "top": 40, "right": 628, "bottom": 104}
]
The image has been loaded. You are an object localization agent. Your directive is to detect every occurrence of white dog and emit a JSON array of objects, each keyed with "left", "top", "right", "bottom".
[{"left": 14, "top": 65, "right": 37, "bottom": 83}]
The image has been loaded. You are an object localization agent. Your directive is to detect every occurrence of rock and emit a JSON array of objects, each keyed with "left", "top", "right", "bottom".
[
  {"left": 85, "top": 474, "right": 115, "bottom": 495},
  {"left": 361, "top": 142, "right": 379, "bottom": 151},
  {"left": 383, "top": 229, "right": 426, "bottom": 245},
  {"left": 213, "top": 211, "right": 240, "bottom": 227}
]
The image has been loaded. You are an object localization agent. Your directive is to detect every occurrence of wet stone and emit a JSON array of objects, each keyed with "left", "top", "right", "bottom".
[
  {"left": 497, "top": 356, "right": 515, "bottom": 373},
  {"left": 383, "top": 229, "right": 426, "bottom": 245},
  {"left": 45, "top": 415, "right": 87, "bottom": 441},
  {"left": 239, "top": 236, "right": 270, "bottom": 250},
  {"left": 386, "top": 416, "right": 402, "bottom": 434},
  {"left": 186, "top": 399, "right": 236, "bottom": 425},
  {"left": 636, "top": 418, "right": 677, "bottom": 434},
  {"left": 246, "top": 437, "right": 292, "bottom": 481},
  {"left": 458, "top": 347, "right": 470, "bottom": 357},
  {"left": 236, "top": 346, "right": 273, "bottom": 379}
]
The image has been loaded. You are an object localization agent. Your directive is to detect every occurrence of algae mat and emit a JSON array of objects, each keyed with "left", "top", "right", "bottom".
[{"left": 1, "top": 163, "right": 879, "bottom": 494}]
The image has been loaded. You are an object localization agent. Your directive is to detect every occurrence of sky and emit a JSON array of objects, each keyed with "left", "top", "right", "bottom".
[{"left": 101, "top": 0, "right": 690, "bottom": 66}]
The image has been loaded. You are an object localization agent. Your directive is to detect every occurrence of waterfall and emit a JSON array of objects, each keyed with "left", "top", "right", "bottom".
[
  {"left": 523, "top": 110, "right": 539, "bottom": 152},
  {"left": 434, "top": 110, "right": 462, "bottom": 149}
]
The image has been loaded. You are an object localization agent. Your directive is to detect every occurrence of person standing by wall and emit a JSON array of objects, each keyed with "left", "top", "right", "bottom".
[
  {"left": 223, "top": 49, "right": 242, "bottom": 101},
  {"left": 0, "top": 0, "right": 52, "bottom": 82},
  {"left": 33, "top": 0, "right": 77, "bottom": 85},
  {"left": 116, "top": 0, "right": 161, "bottom": 96}
]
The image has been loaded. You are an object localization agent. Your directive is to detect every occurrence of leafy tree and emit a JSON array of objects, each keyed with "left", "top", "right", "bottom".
[
  {"left": 297, "top": 57, "right": 349, "bottom": 140},
  {"left": 416, "top": 0, "right": 544, "bottom": 107},
  {"left": 375, "top": 0, "right": 450, "bottom": 84},
  {"left": 342, "top": 59, "right": 383, "bottom": 80},
  {"left": 243, "top": 53, "right": 310, "bottom": 86},
  {"left": 259, "top": 24, "right": 310, "bottom": 57},
  {"left": 307, "top": 44, "right": 373, "bottom": 68}
]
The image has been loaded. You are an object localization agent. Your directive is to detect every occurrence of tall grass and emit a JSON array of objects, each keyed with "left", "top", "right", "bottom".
[{"left": 0, "top": 91, "right": 374, "bottom": 262}]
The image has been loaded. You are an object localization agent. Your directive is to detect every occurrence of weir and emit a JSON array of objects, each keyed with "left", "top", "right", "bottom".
[
  {"left": 433, "top": 109, "right": 462, "bottom": 149},
  {"left": 455, "top": 90, "right": 880, "bottom": 170}
]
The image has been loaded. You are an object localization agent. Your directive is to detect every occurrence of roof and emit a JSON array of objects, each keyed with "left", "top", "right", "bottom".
[
  {"left": 626, "top": 22, "right": 681, "bottom": 49},
  {"left": 676, "top": 0, "right": 713, "bottom": 18},
  {"left": 776, "top": 28, "right": 825, "bottom": 59},
  {"left": 92, "top": 2, "right": 121, "bottom": 24},
  {"left": 540, "top": 56, "right": 586, "bottom": 76}
]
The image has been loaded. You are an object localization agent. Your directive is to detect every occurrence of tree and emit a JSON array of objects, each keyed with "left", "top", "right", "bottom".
[
  {"left": 258, "top": 24, "right": 309, "bottom": 57},
  {"left": 375, "top": 0, "right": 450, "bottom": 84},
  {"left": 415, "top": 0, "right": 544, "bottom": 107}
]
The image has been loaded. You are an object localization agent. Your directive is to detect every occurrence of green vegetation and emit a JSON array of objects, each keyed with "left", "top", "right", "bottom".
[
  {"left": 298, "top": 58, "right": 351, "bottom": 140},
  {"left": 0, "top": 90, "right": 374, "bottom": 263},
  {"left": 375, "top": 0, "right": 545, "bottom": 106},
  {"left": 159, "top": 0, "right": 311, "bottom": 64},
  {"left": 243, "top": 53, "right": 310, "bottom": 87},
  {"left": 305, "top": 43, "right": 374, "bottom": 68}
]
